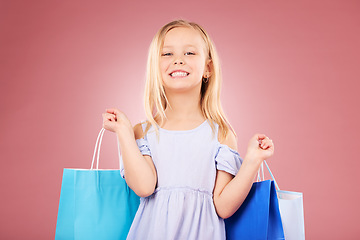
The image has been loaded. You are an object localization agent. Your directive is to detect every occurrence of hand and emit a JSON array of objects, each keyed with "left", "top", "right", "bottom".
[
  {"left": 245, "top": 133, "right": 274, "bottom": 163},
  {"left": 102, "top": 108, "right": 133, "bottom": 136}
]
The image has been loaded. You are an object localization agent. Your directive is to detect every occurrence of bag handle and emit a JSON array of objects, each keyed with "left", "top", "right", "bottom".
[
  {"left": 257, "top": 160, "right": 280, "bottom": 191},
  {"left": 91, "top": 128, "right": 106, "bottom": 170},
  {"left": 90, "top": 128, "right": 123, "bottom": 171}
]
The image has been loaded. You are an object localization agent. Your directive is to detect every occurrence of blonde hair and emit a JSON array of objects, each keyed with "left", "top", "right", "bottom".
[{"left": 143, "top": 19, "right": 235, "bottom": 141}]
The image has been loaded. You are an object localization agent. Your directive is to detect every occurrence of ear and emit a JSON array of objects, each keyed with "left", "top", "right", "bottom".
[{"left": 203, "top": 59, "right": 213, "bottom": 78}]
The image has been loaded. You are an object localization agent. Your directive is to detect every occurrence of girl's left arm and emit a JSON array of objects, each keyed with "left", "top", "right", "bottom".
[{"left": 213, "top": 132, "right": 274, "bottom": 219}]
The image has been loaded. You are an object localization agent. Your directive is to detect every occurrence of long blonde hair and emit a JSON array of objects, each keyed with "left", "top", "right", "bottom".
[{"left": 143, "top": 19, "right": 235, "bottom": 141}]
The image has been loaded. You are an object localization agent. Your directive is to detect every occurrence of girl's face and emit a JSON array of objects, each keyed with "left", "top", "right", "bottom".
[{"left": 159, "top": 27, "right": 211, "bottom": 93}]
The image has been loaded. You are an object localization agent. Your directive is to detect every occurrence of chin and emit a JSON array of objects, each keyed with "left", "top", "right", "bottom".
[{"left": 164, "top": 83, "right": 202, "bottom": 94}]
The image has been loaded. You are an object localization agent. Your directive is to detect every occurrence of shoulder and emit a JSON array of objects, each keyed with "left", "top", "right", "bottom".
[
  {"left": 217, "top": 125, "right": 238, "bottom": 151},
  {"left": 133, "top": 122, "right": 145, "bottom": 140}
]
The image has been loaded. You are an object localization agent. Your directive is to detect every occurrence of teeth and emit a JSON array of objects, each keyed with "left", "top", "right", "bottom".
[{"left": 171, "top": 71, "right": 188, "bottom": 77}]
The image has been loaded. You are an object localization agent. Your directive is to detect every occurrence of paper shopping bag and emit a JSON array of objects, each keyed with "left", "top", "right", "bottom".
[
  {"left": 225, "top": 180, "right": 285, "bottom": 240},
  {"left": 55, "top": 128, "right": 140, "bottom": 240},
  {"left": 277, "top": 190, "right": 305, "bottom": 240},
  {"left": 263, "top": 161, "right": 306, "bottom": 240}
]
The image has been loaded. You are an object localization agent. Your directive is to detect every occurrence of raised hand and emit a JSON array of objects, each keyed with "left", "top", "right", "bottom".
[
  {"left": 102, "top": 108, "right": 133, "bottom": 137},
  {"left": 245, "top": 133, "right": 274, "bottom": 163}
]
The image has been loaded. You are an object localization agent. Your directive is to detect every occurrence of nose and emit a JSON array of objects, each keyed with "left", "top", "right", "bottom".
[{"left": 174, "top": 58, "right": 184, "bottom": 65}]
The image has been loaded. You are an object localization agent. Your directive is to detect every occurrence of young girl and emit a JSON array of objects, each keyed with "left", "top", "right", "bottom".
[{"left": 102, "top": 20, "right": 274, "bottom": 240}]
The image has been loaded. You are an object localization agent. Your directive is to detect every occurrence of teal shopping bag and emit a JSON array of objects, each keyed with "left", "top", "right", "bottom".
[
  {"left": 55, "top": 128, "right": 140, "bottom": 240},
  {"left": 225, "top": 162, "right": 285, "bottom": 240}
]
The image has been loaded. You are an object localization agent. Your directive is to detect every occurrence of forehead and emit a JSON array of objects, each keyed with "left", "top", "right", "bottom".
[{"left": 162, "top": 27, "right": 206, "bottom": 50}]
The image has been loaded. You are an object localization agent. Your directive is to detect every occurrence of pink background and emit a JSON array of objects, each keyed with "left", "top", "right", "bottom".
[{"left": 1, "top": 0, "right": 359, "bottom": 239}]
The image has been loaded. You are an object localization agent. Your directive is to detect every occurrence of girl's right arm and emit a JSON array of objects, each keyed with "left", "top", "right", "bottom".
[
  {"left": 213, "top": 131, "right": 274, "bottom": 219},
  {"left": 103, "top": 108, "right": 157, "bottom": 197}
]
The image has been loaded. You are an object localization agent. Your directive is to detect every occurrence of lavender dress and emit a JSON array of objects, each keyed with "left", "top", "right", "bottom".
[{"left": 122, "top": 120, "right": 243, "bottom": 240}]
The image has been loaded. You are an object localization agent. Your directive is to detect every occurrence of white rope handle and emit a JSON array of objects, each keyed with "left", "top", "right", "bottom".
[
  {"left": 90, "top": 128, "right": 123, "bottom": 170},
  {"left": 90, "top": 128, "right": 105, "bottom": 170},
  {"left": 256, "top": 162, "right": 265, "bottom": 182}
]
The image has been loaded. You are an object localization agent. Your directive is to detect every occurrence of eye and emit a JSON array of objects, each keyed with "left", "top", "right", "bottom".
[
  {"left": 185, "top": 52, "right": 195, "bottom": 56},
  {"left": 161, "top": 52, "right": 172, "bottom": 56}
]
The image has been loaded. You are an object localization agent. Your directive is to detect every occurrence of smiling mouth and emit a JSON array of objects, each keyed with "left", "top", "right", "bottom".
[{"left": 170, "top": 71, "right": 190, "bottom": 77}]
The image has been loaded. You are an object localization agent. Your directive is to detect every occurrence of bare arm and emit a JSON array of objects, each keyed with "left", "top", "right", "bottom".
[
  {"left": 213, "top": 130, "right": 274, "bottom": 219},
  {"left": 103, "top": 109, "right": 157, "bottom": 197}
]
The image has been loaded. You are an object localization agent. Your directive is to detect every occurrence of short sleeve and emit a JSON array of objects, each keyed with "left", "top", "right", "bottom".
[
  {"left": 214, "top": 144, "right": 243, "bottom": 176},
  {"left": 135, "top": 138, "right": 152, "bottom": 157},
  {"left": 119, "top": 138, "right": 152, "bottom": 178}
]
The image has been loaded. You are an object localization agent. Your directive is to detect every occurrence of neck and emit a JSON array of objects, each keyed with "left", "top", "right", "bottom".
[{"left": 164, "top": 88, "right": 204, "bottom": 121}]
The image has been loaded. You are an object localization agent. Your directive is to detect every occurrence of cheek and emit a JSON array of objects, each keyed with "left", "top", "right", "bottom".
[
  {"left": 160, "top": 60, "right": 170, "bottom": 74},
  {"left": 193, "top": 60, "right": 206, "bottom": 75}
]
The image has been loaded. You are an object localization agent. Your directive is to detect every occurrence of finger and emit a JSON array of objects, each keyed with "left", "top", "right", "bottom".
[
  {"left": 264, "top": 144, "right": 274, "bottom": 153},
  {"left": 261, "top": 139, "right": 274, "bottom": 148},
  {"left": 260, "top": 143, "right": 269, "bottom": 149},
  {"left": 103, "top": 113, "right": 116, "bottom": 122},
  {"left": 256, "top": 135, "right": 267, "bottom": 146},
  {"left": 260, "top": 138, "right": 269, "bottom": 147},
  {"left": 256, "top": 134, "right": 267, "bottom": 141},
  {"left": 106, "top": 108, "right": 119, "bottom": 114},
  {"left": 107, "top": 108, "right": 122, "bottom": 120},
  {"left": 103, "top": 121, "right": 114, "bottom": 130},
  {"left": 103, "top": 112, "right": 116, "bottom": 119},
  {"left": 103, "top": 116, "right": 116, "bottom": 128},
  {"left": 259, "top": 134, "right": 272, "bottom": 143}
]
